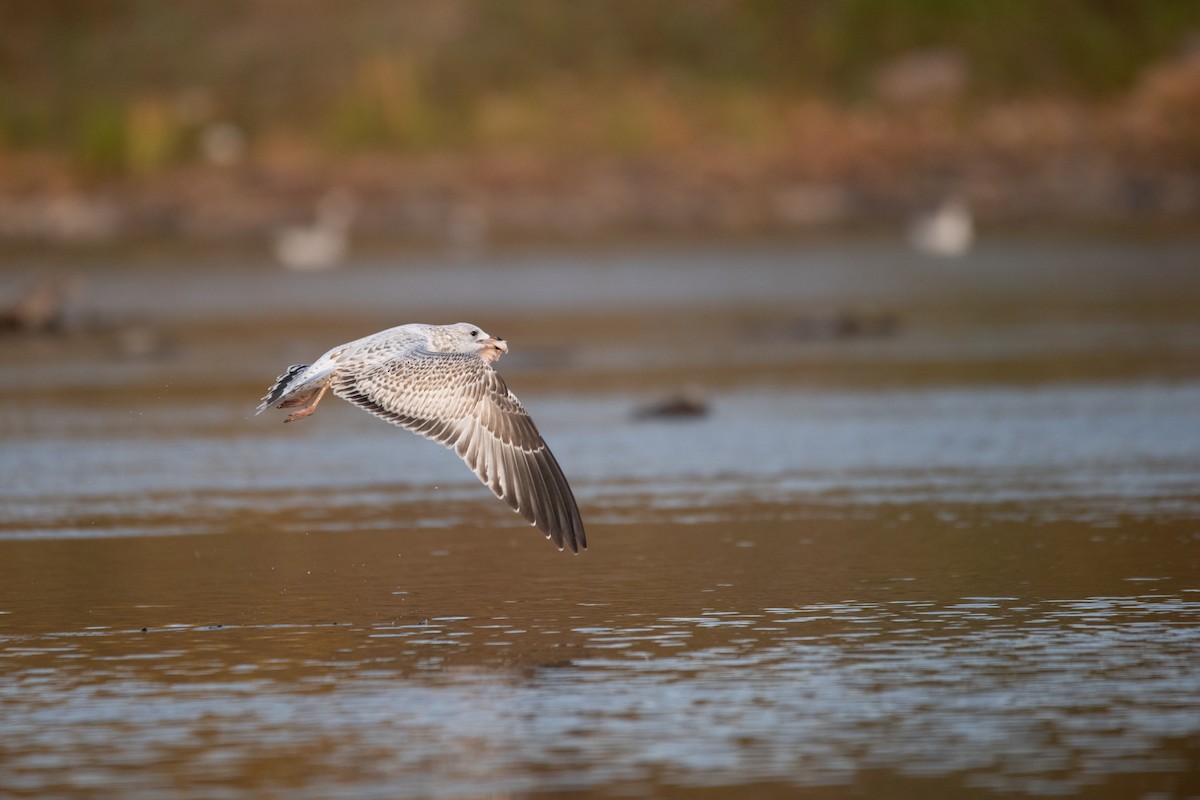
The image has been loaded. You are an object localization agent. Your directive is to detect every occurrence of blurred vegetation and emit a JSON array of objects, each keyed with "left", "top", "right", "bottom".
[{"left": 1, "top": 0, "right": 1198, "bottom": 173}]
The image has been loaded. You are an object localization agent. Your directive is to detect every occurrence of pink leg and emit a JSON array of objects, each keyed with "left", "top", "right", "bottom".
[
  {"left": 284, "top": 383, "right": 329, "bottom": 423},
  {"left": 278, "top": 393, "right": 314, "bottom": 409}
]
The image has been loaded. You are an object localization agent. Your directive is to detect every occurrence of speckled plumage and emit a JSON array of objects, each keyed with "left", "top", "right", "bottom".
[{"left": 256, "top": 322, "right": 586, "bottom": 553}]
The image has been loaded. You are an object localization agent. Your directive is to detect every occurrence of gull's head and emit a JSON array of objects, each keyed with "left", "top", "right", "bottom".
[{"left": 438, "top": 322, "right": 508, "bottom": 363}]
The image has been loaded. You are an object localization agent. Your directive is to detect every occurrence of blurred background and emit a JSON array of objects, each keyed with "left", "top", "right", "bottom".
[
  {"left": 1, "top": 0, "right": 1199, "bottom": 251},
  {"left": 4, "top": 4, "right": 1200, "bottom": 800}
]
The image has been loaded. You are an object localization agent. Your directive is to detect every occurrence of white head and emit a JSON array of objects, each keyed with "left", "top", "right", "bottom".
[{"left": 427, "top": 322, "right": 509, "bottom": 363}]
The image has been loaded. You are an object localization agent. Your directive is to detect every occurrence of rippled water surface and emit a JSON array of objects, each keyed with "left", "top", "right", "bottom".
[{"left": 2, "top": 237, "right": 1200, "bottom": 799}]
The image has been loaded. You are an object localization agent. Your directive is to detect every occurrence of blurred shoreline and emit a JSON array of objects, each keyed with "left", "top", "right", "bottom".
[
  {"left": 3, "top": 3, "right": 1199, "bottom": 253},
  {"left": 2, "top": 123, "right": 1197, "bottom": 256},
  {"left": 3, "top": 89, "right": 1199, "bottom": 255}
]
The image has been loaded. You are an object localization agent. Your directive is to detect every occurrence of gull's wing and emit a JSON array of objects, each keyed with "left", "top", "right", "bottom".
[{"left": 331, "top": 349, "right": 586, "bottom": 552}]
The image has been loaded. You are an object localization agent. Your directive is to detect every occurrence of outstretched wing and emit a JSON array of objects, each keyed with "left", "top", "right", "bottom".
[{"left": 331, "top": 349, "right": 586, "bottom": 552}]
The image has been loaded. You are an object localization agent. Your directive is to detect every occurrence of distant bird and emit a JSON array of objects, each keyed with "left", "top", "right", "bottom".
[
  {"left": 909, "top": 197, "right": 973, "bottom": 257},
  {"left": 0, "top": 275, "right": 83, "bottom": 334},
  {"left": 274, "top": 190, "right": 357, "bottom": 271},
  {"left": 257, "top": 322, "right": 586, "bottom": 552}
]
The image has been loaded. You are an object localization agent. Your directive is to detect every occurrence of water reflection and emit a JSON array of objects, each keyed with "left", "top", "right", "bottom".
[{"left": 4, "top": 545, "right": 1198, "bottom": 798}]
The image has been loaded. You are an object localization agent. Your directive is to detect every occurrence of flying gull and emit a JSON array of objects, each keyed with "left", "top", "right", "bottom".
[{"left": 257, "top": 322, "right": 586, "bottom": 552}]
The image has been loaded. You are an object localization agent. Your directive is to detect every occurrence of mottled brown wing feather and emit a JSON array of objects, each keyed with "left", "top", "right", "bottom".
[{"left": 330, "top": 349, "right": 586, "bottom": 552}]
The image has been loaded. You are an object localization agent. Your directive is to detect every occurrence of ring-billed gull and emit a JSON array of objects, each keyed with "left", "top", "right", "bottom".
[{"left": 257, "top": 322, "right": 586, "bottom": 553}]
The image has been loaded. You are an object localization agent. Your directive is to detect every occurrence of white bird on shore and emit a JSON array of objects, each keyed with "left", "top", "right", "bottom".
[
  {"left": 274, "top": 190, "right": 357, "bottom": 271},
  {"left": 257, "top": 322, "right": 586, "bottom": 552},
  {"left": 909, "top": 197, "right": 973, "bottom": 258}
]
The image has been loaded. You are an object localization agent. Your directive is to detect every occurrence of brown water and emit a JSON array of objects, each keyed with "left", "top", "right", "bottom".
[{"left": 2, "top": 237, "right": 1200, "bottom": 799}]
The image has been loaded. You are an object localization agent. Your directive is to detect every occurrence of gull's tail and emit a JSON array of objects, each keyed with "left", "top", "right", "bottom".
[{"left": 256, "top": 364, "right": 310, "bottom": 414}]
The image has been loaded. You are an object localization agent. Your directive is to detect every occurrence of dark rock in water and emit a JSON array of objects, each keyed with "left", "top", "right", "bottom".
[
  {"left": 738, "top": 309, "right": 900, "bottom": 344},
  {"left": 790, "top": 309, "right": 900, "bottom": 340},
  {"left": 634, "top": 386, "right": 710, "bottom": 420}
]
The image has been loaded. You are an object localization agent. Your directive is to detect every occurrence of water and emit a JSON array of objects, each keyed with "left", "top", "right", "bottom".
[{"left": 2, "top": 236, "right": 1199, "bottom": 798}]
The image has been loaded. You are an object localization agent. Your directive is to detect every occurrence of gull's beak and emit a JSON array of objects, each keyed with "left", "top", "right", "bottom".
[{"left": 479, "top": 336, "right": 508, "bottom": 363}]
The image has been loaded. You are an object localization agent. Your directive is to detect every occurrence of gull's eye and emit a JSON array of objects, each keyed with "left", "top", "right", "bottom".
[{"left": 469, "top": 329, "right": 480, "bottom": 337}]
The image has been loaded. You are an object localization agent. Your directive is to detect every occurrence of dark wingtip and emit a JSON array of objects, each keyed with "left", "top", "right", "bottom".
[
  {"left": 562, "top": 521, "right": 586, "bottom": 554},
  {"left": 568, "top": 523, "right": 587, "bottom": 554},
  {"left": 541, "top": 520, "right": 585, "bottom": 554}
]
